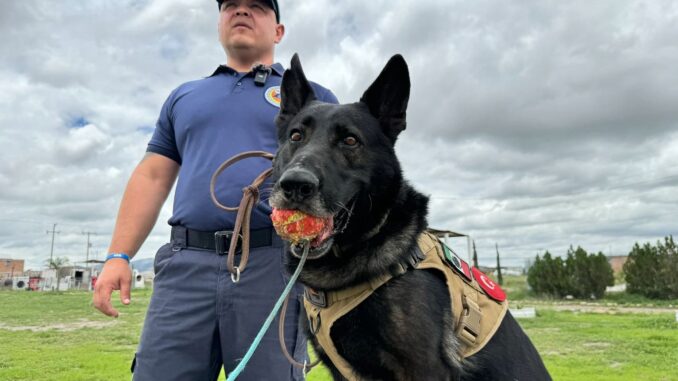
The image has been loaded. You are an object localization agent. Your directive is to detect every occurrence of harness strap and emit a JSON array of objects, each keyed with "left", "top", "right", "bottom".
[
  {"left": 304, "top": 232, "right": 509, "bottom": 380},
  {"left": 418, "top": 236, "right": 484, "bottom": 346}
]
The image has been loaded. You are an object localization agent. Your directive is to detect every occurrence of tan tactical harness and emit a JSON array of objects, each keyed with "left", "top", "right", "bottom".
[{"left": 303, "top": 231, "right": 508, "bottom": 380}]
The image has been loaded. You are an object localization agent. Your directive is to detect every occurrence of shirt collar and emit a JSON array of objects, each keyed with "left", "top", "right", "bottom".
[{"left": 209, "top": 62, "right": 285, "bottom": 77}]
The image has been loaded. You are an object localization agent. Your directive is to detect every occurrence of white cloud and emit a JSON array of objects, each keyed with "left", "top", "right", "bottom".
[{"left": 1, "top": 0, "right": 677, "bottom": 269}]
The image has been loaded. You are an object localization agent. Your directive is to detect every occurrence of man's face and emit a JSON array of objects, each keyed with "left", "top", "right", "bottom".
[{"left": 218, "top": 0, "right": 283, "bottom": 59}]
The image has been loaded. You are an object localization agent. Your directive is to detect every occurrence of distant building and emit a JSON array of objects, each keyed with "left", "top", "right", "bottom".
[
  {"left": 0, "top": 258, "right": 24, "bottom": 278},
  {"left": 607, "top": 255, "right": 628, "bottom": 274},
  {"left": 60, "top": 266, "right": 94, "bottom": 290}
]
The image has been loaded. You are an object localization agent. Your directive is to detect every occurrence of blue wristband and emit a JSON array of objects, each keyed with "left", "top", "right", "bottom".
[{"left": 106, "top": 253, "right": 130, "bottom": 263}]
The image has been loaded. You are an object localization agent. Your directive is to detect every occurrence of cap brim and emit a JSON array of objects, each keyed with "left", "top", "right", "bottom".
[{"left": 216, "top": 0, "right": 279, "bottom": 22}]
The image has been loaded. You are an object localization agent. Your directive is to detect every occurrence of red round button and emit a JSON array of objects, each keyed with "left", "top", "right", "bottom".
[{"left": 472, "top": 267, "right": 506, "bottom": 302}]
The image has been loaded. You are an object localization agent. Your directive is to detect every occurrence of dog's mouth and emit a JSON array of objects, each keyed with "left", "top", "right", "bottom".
[{"left": 272, "top": 200, "right": 355, "bottom": 260}]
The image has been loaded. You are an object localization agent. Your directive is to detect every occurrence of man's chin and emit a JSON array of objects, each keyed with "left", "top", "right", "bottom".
[{"left": 224, "top": 37, "right": 257, "bottom": 53}]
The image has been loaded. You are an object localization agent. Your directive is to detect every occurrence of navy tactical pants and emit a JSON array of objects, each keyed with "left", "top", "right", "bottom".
[{"left": 131, "top": 234, "right": 307, "bottom": 380}]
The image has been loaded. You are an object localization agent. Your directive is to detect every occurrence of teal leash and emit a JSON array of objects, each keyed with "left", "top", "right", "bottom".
[{"left": 227, "top": 242, "right": 310, "bottom": 381}]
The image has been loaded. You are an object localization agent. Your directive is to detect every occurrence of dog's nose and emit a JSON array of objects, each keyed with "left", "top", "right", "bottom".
[{"left": 279, "top": 168, "right": 319, "bottom": 201}]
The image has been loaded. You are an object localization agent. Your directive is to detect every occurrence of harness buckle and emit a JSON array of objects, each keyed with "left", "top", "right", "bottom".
[
  {"left": 214, "top": 230, "right": 241, "bottom": 255},
  {"left": 305, "top": 287, "right": 327, "bottom": 308},
  {"left": 308, "top": 312, "right": 322, "bottom": 335},
  {"left": 456, "top": 294, "right": 482, "bottom": 347}
]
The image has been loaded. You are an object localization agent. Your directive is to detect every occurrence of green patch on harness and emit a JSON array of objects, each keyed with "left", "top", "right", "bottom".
[{"left": 441, "top": 242, "right": 472, "bottom": 281}]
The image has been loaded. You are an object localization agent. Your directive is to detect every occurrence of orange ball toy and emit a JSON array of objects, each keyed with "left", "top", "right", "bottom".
[{"left": 271, "top": 209, "right": 331, "bottom": 244}]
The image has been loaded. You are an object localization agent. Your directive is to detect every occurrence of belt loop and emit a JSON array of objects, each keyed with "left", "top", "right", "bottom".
[{"left": 171, "top": 226, "right": 187, "bottom": 251}]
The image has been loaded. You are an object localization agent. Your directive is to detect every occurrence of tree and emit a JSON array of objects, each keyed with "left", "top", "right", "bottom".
[
  {"left": 472, "top": 240, "right": 479, "bottom": 268},
  {"left": 626, "top": 236, "right": 677, "bottom": 299},
  {"left": 527, "top": 254, "right": 541, "bottom": 294},
  {"left": 528, "top": 247, "right": 613, "bottom": 299},
  {"left": 45, "top": 257, "right": 69, "bottom": 292},
  {"left": 495, "top": 243, "right": 503, "bottom": 286},
  {"left": 541, "top": 251, "right": 559, "bottom": 296},
  {"left": 528, "top": 252, "right": 549, "bottom": 295},
  {"left": 566, "top": 246, "right": 592, "bottom": 298},
  {"left": 657, "top": 236, "right": 678, "bottom": 299},
  {"left": 590, "top": 252, "right": 614, "bottom": 299},
  {"left": 624, "top": 242, "right": 661, "bottom": 297},
  {"left": 551, "top": 256, "right": 569, "bottom": 297}
]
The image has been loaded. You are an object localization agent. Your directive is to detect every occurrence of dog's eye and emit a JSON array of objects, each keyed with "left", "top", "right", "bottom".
[
  {"left": 343, "top": 136, "right": 359, "bottom": 147},
  {"left": 290, "top": 131, "right": 303, "bottom": 142}
]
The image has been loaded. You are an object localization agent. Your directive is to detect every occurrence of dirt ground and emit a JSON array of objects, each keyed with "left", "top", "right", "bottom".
[{"left": 0, "top": 319, "right": 117, "bottom": 332}]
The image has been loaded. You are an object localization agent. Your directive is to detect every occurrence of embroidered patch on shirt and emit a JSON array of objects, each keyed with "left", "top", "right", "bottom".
[{"left": 265, "top": 86, "right": 281, "bottom": 108}]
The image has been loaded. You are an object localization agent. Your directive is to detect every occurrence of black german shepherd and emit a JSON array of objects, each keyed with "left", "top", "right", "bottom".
[{"left": 269, "top": 54, "right": 551, "bottom": 381}]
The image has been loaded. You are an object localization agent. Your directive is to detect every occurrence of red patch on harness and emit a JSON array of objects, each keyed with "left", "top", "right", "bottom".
[{"left": 472, "top": 267, "right": 506, "bottom": 302}]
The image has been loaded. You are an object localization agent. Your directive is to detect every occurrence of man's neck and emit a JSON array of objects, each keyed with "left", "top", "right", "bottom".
[{"left": 227, "top": 53, "right": 275, "bottom": 73}]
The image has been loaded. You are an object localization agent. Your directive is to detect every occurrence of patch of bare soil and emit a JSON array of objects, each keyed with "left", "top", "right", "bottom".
[
  {"left": 0, "top": 319, "right": 117, "bottom": 332},
  {"left": 542, "top": 304, "right": 676, "bottom": 314}
]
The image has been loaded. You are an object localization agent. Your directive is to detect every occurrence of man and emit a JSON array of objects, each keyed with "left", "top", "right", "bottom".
[{"left": 92, "top": 1, "right": 337, "bottom": 379}]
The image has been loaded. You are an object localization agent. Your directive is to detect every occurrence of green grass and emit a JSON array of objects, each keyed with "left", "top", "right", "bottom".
[
  {"left": 0, "top": 289, "right": 331, "bottom": 381},
  {"left": 1, "top": 277, "right": 678, "bottom": 380},
  {"left": 522, "top": 309, "right": 678, "bottom": 380},
  {"left": 0, "top": 289, "right": 150, "bottom": 381}
]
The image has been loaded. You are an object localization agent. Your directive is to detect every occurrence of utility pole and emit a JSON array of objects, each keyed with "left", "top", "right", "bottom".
[
  {"left": 82, "top": 231, "right": 96, "bottom": 291},
  {"left": 46, "top": 223, "right": 60, "bottom": 263},
  {"left": 82, "top": 231, "right": 96, "bottom": 264}
]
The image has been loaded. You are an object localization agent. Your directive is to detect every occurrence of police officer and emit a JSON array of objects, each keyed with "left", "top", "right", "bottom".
[{"left": 92, "top": 1, "right": 337, "bottom": 379}]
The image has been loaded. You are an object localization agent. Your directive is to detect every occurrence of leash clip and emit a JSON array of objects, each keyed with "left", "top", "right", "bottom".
[{"left": 231, "top": 266, "right": 241, "bottom": 283}]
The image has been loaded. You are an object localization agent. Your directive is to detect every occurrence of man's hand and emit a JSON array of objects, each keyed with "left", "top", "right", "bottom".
[
  {"left": 93, "top": 258, "right": 132, "bottom": 317},
  {"left": 94, "top": 153, "right": 178, "bottom": 317}
]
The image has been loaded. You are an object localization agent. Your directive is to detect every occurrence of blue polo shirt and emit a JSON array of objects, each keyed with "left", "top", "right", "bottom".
[{"left": 147, "top": 63, "right": 338, "bottom": 231}]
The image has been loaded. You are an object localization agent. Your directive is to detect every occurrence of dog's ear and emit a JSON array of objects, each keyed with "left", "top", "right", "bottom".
[
  {"left": 360, "top": 54, "right": 410, "bottom": 143},
  {"left": 278, "top": 53, "right": 317, "bottom": 124}
]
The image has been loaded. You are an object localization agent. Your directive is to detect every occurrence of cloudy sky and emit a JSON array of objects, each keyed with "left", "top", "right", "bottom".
[{"left": 1, "top": 0, "right": 677, "bottom": 270}]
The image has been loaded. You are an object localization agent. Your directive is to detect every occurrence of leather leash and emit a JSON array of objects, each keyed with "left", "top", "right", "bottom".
[
  {"left": 279, "top": 294, "right": 321, "bottom": 370},
  {"left": 210, "top": 150, "right": 320, "bottom": 373},
  {"left": 210, "top": 150, "right": 274, "bottom": 281}
]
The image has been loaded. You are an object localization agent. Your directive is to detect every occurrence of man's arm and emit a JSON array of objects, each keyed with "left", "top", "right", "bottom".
[{"left": 93, "top": 152, "right": 179, "bottom": 317}]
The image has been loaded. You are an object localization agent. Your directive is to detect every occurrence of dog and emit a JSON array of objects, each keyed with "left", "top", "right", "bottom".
[{"left": 269, "top": 54, "right": 552, "bottom": 381}]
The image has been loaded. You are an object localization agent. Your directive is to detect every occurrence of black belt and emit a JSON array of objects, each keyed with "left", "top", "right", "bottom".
[{"left": 170, "top": 226, "right": 273, "bottom": 255}]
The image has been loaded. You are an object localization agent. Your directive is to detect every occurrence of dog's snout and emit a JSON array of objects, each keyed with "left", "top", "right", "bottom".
[{"left": 279, "top": 168, "right": 319, "bottom": 201}]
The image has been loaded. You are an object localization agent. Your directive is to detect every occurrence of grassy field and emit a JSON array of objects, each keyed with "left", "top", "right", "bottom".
[{"left": 1, "top": 277, "right": 677, "bottom": 380}]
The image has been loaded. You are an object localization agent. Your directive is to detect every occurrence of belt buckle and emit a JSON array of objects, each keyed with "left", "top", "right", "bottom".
[{"left": 214, "top": 231, "right": 241, "bottom": 255}]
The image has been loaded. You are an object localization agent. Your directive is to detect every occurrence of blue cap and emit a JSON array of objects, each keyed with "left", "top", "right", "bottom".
[{"left": 217, "top": 0, "right": 280, "bottom": 23}]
